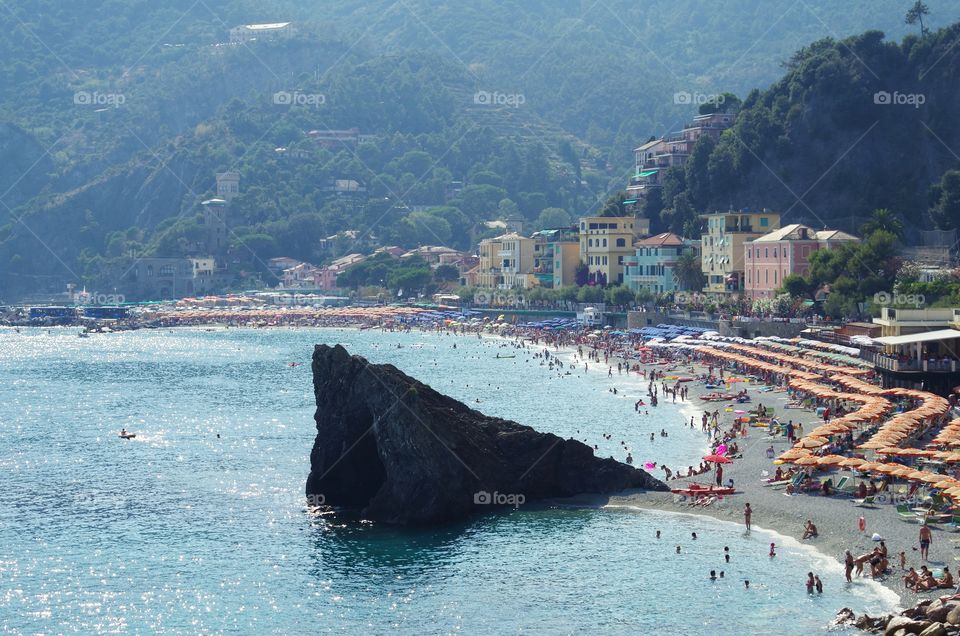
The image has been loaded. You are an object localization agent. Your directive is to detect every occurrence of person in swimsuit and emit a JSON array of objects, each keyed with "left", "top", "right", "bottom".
[
  {"left": 920, "top": 524, "right": 933, "bottom": 561},
  {"left": 844, "top": 551, "right": 854, "bottom": 582}
]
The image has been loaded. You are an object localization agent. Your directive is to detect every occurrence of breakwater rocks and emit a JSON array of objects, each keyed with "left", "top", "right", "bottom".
[
  {"left": 834, "top": 599, "right": 960, "bottom": 635},
  {"left": 306, "top": 344, "right": 667, "bottom": 524}
]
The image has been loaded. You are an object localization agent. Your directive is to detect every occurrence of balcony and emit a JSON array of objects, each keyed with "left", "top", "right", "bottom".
[{"left": 862, "top": 349, "right": 958, "bottom": 373}]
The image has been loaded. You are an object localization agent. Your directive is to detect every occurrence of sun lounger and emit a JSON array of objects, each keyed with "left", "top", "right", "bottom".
[
  {"left": 896, "top": 504, "right": 920, "bottom": 522},
  {"left": 853, "top": 495, "right": 875, "bottom": 507}
]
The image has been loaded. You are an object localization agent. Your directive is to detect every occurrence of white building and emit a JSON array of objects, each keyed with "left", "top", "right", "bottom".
[{"left": 229, "top": 22, "right": 293, "bottom": 44}]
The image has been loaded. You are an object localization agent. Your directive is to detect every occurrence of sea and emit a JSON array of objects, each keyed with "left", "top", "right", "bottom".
[{"left": 0, "top": 326, "right": 898, "bottom": 634}]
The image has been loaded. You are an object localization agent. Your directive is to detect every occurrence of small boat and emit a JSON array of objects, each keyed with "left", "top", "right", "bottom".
[
  {"left": 495, "top": 354, "right": 516, "bottom": 359},
  {"left": 119, "top": 433, "right": 136, "bottom": 439}
]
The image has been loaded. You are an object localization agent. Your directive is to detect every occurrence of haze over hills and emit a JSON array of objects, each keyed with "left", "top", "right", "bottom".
[{"left": 0, "top": 0, "right": 957, "bottom": 299}]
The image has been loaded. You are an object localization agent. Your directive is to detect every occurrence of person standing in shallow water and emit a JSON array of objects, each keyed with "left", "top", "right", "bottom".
[
  {"left": 844, "top": 551, "right": 854, "bottom": 582},
  {"left": 744, "top": 503, "right": 752, "bottom": 530}
]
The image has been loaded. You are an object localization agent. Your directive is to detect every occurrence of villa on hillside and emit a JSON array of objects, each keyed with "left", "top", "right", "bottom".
[
  {"left": 229, "top": 22, "right": 293, "bottom": 44},
  {"left": 625, "top": 112, "right": 736, "bottom": 214},
  {"left": 743, "top": 224, "right": 859, "bottom": 300}
]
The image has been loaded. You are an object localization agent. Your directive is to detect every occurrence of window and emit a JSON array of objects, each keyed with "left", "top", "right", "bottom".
[
  {"left": 760, "top": 217, "right": 769, "bottom": 226},
  {"left": 773, "top": 248, "right": 777, "bottom": 258},
  {"left": 602, "top": 238, "right": 607, "bottom": 247},
  {"left": 764, "top": 248, "right": 768, "bottom": 258},
  {"left": 618, "top": 255, "right": 624, "bottom": 265},
  {"left": 588, "top": 238, "right": 593, "bottom": 247},
  {"left": 616, "top": 238, "right": 626, "bottom": 247},
  {"left": 602, "top": 256, "right": 608, "bottom": 265},
  {"left": 774, "top": 270, "right": 777, "bottom": 285},
  {"left": 748, "top": 249, "right": 752, "bottom": 258}
]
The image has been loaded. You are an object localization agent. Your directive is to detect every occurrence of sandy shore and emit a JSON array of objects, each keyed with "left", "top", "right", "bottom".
[{"left": 587, "top": 353, "right": 957, "bottom": 608}]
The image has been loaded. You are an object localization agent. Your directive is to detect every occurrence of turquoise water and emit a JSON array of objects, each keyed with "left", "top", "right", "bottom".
[{"left": 0, "top": 327, "right": 895, "bottom": 634}]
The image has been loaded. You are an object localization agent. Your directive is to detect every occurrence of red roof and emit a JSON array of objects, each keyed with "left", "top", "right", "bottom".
[{"left": 635, "top": 232, "right": 684, "bottom": 247}]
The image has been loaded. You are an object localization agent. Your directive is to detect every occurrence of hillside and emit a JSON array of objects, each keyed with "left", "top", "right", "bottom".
[
  {"left": 0, "top": 1, "right": 957, "bottom": 299},
  {"left": 644, "top": 24, "right": 960, "bottom": 242}
]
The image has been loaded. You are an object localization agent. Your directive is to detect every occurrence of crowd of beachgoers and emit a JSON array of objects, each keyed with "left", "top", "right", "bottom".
[{"left": 22, "top": 302, "right": 960, "bottom": 608}]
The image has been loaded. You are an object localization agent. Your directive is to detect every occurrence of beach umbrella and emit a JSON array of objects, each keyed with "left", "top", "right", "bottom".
[
  {"left": 839, "top": 459, "right": 870, "bottom": 474},
  {"left": 778, "top": 449, "right": 810, "bottom": 461},
  {"left": 816, "top": 454, "right": 847, "bottom": 466},
  {"left": 703, "top": 454, "right": 732, "bottom": 464},
  {"left": 794, "top": 456, "right": 820, "bottom": 466},
  {"left": 796, "top": 437, "right": 829, "bottom": 449},
  {"left": 934, "top": 480, "right": 959, "bottom": 490}
]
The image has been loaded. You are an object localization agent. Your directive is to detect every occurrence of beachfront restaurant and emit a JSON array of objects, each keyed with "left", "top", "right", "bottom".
[{"left": 864, "top": 329, "right": 960, "bottom": 394}]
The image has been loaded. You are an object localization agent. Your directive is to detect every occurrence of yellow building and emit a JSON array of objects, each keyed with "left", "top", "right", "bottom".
[
  {"left": 476, "top": 233, "right": 536, "bottom": 289},
  {"left": 578, "top": 216, "right": 642, "bottom": 286},
  {"left": 701, "top": 209, "right": 780, "bottom": 294},
  {"left": 531, "top": 227, "right": 580, "bottom": 288}
]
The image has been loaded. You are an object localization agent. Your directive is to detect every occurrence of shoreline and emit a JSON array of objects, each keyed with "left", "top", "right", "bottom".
[{"left": 14, "top": 321, "right": 923, "bottom": 617}]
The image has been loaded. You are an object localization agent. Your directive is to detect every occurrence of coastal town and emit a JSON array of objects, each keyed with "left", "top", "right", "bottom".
[{"left": 7, "top": 4, "right": 960, "bottom": 635}]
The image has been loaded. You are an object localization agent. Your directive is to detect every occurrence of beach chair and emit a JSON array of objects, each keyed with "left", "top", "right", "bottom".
[
  {"left": 833, "top": 476, "right": 849, "bottom": 493},
  {"left": 852, "top": 495, "right": 875, "bottom": 507},
  {"left": 944, "top": 515, "right": 960, "bottom": 532},
  {"left": 896, "top": 504, "right": 920, "bottom": 522}
]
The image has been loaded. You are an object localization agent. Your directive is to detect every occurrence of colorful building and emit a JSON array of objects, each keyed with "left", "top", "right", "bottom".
[
  {"left": 476, "top": 233, "right": 536, "bottom": 289},
  {"left": 623, "top": 233, "right": 700, "bottom": 294},
  {"left": 701, "top": 209, "right": 781, "bottom": 294},
  {"left": 578, "top": 216, "right": 644, "bottom": 286},
  {"left": 531, "top": 227, "right": 580, "bottom": 288},
  {"left": 743, "top": 224, "right": 858, "bottom": 299},
  {"left": 625, "top": 112, "right": 736, "bottom": 213}
]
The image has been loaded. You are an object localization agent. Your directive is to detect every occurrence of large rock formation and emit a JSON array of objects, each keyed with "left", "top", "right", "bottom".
[{"left": 306, "top": 344, "right": 668, "bottom": 524}]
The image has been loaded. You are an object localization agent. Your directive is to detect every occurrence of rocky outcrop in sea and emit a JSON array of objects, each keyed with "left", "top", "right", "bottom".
[{"left": 306, "top": 344, "right": 668, "bottom": 524}]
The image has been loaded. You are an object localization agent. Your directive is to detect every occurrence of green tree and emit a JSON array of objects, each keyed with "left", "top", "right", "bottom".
[
  {"left": 930, "top": 170, "right": 960, "bottom": 231},
  {"left": 535, "top": 207, "right": 572, "bottom": 230},
  {"left": 576, "top": 285, "right": 604, "bottom": 303},
  {"left": 674, "top": 250, "right": 705, "bottom": 291},
  {"left": 905, "top": 1, "right": 930, "bottom": 36},
  {"left": 606, "top": 284, "right": 635, "bottom": 306},
  {"left": 860, "top": 208, "right": 904, "bottom": 239}
]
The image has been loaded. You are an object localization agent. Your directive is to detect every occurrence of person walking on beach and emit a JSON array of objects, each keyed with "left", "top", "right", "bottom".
[
  {"left": 744, "top": 503, "right": 752, "bottom": 530},
  {"left": 920, "top": 524, "right": 933, "bottom": 561},
  {"left": 715, "top": 464, "right": 724, "bottom": 487}
]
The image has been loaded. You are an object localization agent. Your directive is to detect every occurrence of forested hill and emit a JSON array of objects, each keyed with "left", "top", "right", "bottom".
[
  {"left": 644, "top": 23, "right": 960, "bottom": 242},
  {"left": 0, "top": 1, "right": 955, "bottom": 299}
]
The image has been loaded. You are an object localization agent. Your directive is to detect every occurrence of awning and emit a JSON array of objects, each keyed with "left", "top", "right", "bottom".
[
  {"left": 622, "top": 199, "right": 637, "bottom": 205},
  {"left": 638, "top": 170, "right": 659, "bottom": 177},
  {"left": 873, "top": 329, "right": 960, "bottom": 346}
]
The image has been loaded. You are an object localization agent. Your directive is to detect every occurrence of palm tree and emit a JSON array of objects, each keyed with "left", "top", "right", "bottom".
[
  {"left": 860, "top": 208, "right": 904, "bottom": 239},
  {"left": 674, "top": 250, "right": 705, "bottom": 291},
  {"left": 905, "top": 1, "right": 930, "bottom": 36}
]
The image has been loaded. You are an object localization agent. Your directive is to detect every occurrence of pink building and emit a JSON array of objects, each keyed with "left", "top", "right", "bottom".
[{"left": 744, "top": 224, "right": 858, "bottom": 300}]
